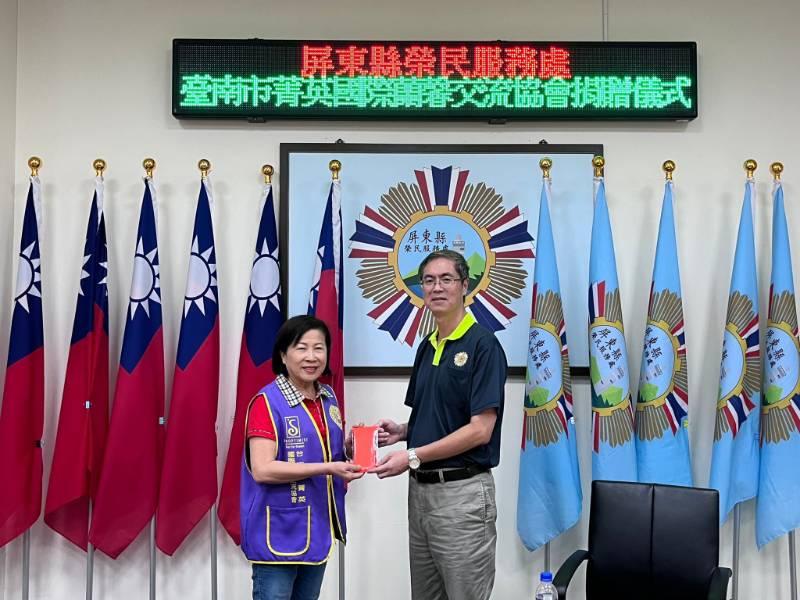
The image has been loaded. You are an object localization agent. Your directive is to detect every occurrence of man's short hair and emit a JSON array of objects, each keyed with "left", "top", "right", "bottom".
[
  {"left": 418, "top": 249, "right": 470, "bottom": 282},
  {"left": 271, "top": 315, "right": 332, "bottom": 377}
]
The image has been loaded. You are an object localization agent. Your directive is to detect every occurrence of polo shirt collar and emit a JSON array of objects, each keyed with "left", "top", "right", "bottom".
[
  {"left": 275, "top": 373, "right": 332, "bottom": 408},
  {"left": 428, "top": 311, "right": 476, "bottom": 366}
]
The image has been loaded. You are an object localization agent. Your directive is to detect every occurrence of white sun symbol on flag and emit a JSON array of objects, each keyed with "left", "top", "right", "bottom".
[
  {"left": 129, "top": 238, "right": 161, "bottom": 319},
  {"left": 14, "top": 241, "right": 42, "bottom": 313},
  {"left": 78, "top": 251, "right": 108, "bottom": 297},
  {"left": 184, "top": 236, "right": 217, "bottom": 316},
  {"left": 247, "top": 240, "right": 281, "bottom": 316}
]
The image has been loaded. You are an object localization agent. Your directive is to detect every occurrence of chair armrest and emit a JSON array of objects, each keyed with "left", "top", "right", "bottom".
[
  {"left": 707, "top": 567, "right": 732, "bottom": 600},
  {"left": 553, "top": 549, "right": 589, "bottom": 600}
]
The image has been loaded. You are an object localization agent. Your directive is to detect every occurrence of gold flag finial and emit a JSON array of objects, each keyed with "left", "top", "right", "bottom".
[
  {"left": 744, "top": 159, "right": 758, "bottom": 179},
  {"left": 329, "top": 159, "right": 342, "bottom": 180},
  {"left": 143, "top": 158, "right": 156, "bottom": 178},
  {"left": 662, "top": 160, "right": 676, "bottom": 181},
  {"left": 592, "top": 155, "right": 605, "bottom": 178},
  {"left": 771, "top": 162, "right": 784, "bottom": 181},
  {"left": 28, "top": 156, "right": 41, "bottom": 177},
  {"left": 93, "top": 159, "right": 107, "bottom": 177},
  {"left": 198, "top": 159, "right": 211, "bottom": 180},
  {"left": 539, "top": 157, "right": 552, "bottom": 179},
  {"left": 262, "top": 164, "right": 274, "bottom": 184}
]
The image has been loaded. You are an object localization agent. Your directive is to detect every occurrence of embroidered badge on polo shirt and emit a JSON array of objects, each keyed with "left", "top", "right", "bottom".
[
  {"left": 329, "top": 405, "right": 343, "bottom": 428},
  {"left": 454, "top": 352, "right": 469, "bottom": 367}
]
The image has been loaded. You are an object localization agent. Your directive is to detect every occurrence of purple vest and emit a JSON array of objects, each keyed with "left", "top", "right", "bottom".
[{"left": 240, "top": 381, "right": 347, "bottom": 564}]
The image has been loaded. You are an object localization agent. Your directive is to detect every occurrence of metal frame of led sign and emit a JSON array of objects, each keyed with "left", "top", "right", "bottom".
[{"left": 173, "top": 39, "right": 698, "bottom": 121}]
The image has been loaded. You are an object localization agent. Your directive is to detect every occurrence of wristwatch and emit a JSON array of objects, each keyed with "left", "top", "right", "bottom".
[{"left": 407, "top": 448, "right": 421, "bottom": 470}]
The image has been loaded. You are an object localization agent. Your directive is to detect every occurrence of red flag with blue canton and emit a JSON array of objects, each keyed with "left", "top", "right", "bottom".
[
  {"left": 89, "top": 179, "right": 164, "bottom": 558},
  {"left": 157, "top": 178, "right": 220, "bottom": 555},
  {"left": 218, "top": 182, "right": 283, "bottom": 545},
  {"left": 0, "top": 177, "right": 44, "bottom": 547},
  {"left": 308, "top": 179, "right": 344, "bottom": 414},
  {"left": 45, "top": 178, "right": 109, "bottom": 549}
]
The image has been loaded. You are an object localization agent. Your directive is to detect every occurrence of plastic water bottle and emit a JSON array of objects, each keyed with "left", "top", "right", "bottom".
[{"left": 535, "top": 571, "right": 557, "bottom": 600}]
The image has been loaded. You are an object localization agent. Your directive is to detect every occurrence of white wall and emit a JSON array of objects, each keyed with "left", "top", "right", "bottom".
[
  {"left": 0, "top": 0, "right": 18, "bottom": 597},
  {"left": 2, "top": 0, "right": 799, "bottom": 598}
]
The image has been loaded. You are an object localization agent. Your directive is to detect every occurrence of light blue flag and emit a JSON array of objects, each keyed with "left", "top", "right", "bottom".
[
  {"left": 635, "top": 181, "right": 693, "bottom": 485},
  {"left": 709, "top": 179, "right": 761, "bottom": 523},
  {"left": 756, "top": 180, "right": 800, "bottom": 548},
  {"left": 517, "top": 177, "right": 582, "bottom": 552},
  {"left": 589, "top": 178, "right": 637, "bottom": 482}
]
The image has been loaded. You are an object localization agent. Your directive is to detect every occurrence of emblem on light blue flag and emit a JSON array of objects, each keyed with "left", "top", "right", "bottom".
[
  {"left": 589, "top": 281, "right": 634, "bottom": 450},
  {"left": 589, "top": 174, "right": 636, "bottom": 482},
  {"left": 756, "top": 177, "right": 800, "bottom": 548},
  {"left": 762, "top": 286, "right": 800, "bottom": 442},
  {"left": 524, "top": 284, "right": 573, "bottom": 447},
  {"left": 636, "top": 288, "right": 688, "bottom": 439},
  {"left": 714, "top": 291, "right": 760, "bottom": 440},
  {"left": 709, "top": 176, "right": 761, "bottom": 523},
  {"left": 517, "top": 172, "right": 581, "bottom": 553},
  {"left": 634, "top": 177, "right": 692, "bottom": 486}
]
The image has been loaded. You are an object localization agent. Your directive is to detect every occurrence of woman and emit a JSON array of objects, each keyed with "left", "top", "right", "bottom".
[{"left": 240, "top": 315, "right": 363, "bottom": 600}]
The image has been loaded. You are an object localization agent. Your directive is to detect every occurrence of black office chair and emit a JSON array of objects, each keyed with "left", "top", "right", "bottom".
[{"left": 554, "top": 480, "right": 732, "bottom": 600}]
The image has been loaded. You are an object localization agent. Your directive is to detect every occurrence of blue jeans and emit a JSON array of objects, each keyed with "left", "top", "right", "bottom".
[{"left": 252, "top": 563, "right": 327, "bottom": 600}]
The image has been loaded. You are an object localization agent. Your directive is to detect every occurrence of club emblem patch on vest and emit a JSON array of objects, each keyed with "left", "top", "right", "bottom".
[
  {"left": 328, "top": 405, "right": 342, "bottom": 428},
  {"left": 285, "top": 416, "right": 301, "bottom": 438},
  {"left": 454, "top": 351, "right": 469, "bottom": 367}
]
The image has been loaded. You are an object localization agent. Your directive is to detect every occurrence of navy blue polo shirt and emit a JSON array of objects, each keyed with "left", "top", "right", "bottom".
[{"left": 405, "top": 312, "right": 507, "bottom": 470}]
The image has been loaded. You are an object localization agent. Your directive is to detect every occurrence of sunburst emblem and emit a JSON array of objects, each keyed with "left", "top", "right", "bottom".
[
  {"left": 184, "top": 236, "right": 217, "bottom": 316},
  {"left": 78, "top": 251, "right": 108, "bottom": 298},
  {"left": 761, "top": 288, "right": 800, "bottom": 444},
  {"left": 523, "top": 285, "right": 573, "bottom": 448},
  {"left": 348, "top": 165, "right": 534, "bottom": 344},
  {"left": 714, "top": 291, "right": 760, "bottom": 440},
  {"left": 14, "top": 241, "right": 42, "bottom": 313},
  {"left": 247, "top": 240, "right": 281, "bottom": 316},
  {"left": 129, "top": 237, "right": 161, "bottom": 319},
  {"left": 589, "top": 281, "right": 634, "bottom": 450},
  {"left": 636, "top": 289, "right": 689, "bottom": 441}
]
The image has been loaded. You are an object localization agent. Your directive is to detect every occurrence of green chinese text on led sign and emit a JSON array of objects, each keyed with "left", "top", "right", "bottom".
[{"left": 173, "top": 40, "right": 697, "bottom": 121}]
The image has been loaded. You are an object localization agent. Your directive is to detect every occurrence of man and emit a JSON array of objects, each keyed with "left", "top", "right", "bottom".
[{"left": 372, "top": 249, "right": 507, "bottom": 600}]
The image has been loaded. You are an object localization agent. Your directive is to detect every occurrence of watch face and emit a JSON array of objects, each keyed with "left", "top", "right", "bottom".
[{"left": 408, "top": 451, "right": 421, "bottom": 470}]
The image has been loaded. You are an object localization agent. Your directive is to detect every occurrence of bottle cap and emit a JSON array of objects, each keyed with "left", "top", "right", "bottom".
[{"left": 540, "top": 571, "right": 553, "bottom": 583}]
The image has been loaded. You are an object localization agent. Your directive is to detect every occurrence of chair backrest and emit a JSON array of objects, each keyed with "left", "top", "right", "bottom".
[{"left": 586, "top": 480, "right": 720, "bottom": 600}]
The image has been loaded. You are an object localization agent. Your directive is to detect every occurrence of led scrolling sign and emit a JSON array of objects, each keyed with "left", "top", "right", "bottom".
[{"left": 173, "top": 39, "right": 698, "bottom": 121}]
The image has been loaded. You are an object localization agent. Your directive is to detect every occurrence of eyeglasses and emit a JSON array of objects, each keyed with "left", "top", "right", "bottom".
[{"left": 420, "top": 275, "right": 464, "bottom": 289}]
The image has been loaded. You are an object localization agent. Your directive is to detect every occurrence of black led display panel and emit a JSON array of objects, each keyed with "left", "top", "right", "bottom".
[{"left": 173, "top": 39, "right": 697, "bottom": 121}]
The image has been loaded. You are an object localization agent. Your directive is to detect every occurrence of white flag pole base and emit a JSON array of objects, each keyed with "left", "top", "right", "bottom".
[
  {"left": 732, "top": 504, "right": 741, "bottom": 600},
  {"left": 22, "top": 530, "right": 30, "bottom": 600},
  {"left": 86, "top": 542, "right": 94, "bottom": 600},
  {"left": 339, "top": 542, "right": 345, "bottom": 600},
  {"left": 86, "top": 500, "right": 94, "bottom": 600},
  {"left": 544, "top": 541, "right": 551, "bottom": 573},
  {"left": 149, "top": 518, "right": 156, "bottom": 600},
  {"left": 790, "top": 530, "right": 797, "bottom": 600},
  {"left": 211, "top": 505, "right": 218, "bottom": 600}
]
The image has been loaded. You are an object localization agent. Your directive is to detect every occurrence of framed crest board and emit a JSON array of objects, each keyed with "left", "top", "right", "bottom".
[{"left": 280, "top": 143, "right": 601, "bottom": 375}]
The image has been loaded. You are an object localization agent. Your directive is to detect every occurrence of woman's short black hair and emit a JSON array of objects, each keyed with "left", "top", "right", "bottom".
[{"left": 271, "top": 315, "right": 332, "bottom": 377}]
